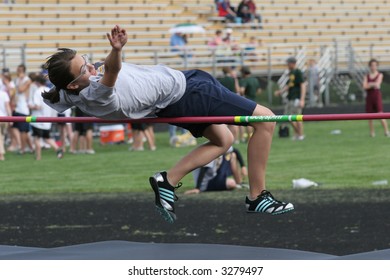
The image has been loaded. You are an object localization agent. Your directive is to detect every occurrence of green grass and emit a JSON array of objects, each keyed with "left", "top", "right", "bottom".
[{"left": 0, "top": 120, "right": 389, "bottom": 195}]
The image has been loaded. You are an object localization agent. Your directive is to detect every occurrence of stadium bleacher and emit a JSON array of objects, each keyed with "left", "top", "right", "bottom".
[{"left": 1, "top": 0, "right": 389, "bottom": 74}]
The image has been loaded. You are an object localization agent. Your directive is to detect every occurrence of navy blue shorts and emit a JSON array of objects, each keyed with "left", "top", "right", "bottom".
[
  {"left": 12, "top": 112, "right": 30, "bottom": 132},
  {"left": 156, "top": 70, "right": 257, "bottom": 138}
]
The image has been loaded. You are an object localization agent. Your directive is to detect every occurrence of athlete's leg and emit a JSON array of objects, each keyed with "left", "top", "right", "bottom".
[
  {"left": 167, "top": 124, "right": 234, "bottom": 186},
  {"left": 247, "top": 104, "right": 275, "bottom": 199}
]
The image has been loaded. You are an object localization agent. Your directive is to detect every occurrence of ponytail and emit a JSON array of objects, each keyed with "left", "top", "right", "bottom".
[{"left": 42, "top": 87, "right": 60, "bottom": 103}]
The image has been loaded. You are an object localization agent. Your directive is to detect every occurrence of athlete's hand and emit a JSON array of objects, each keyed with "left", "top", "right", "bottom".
[
  {"left": 106, "top": 25, "right": 127, "bottom": 51},
  {"left": 300, "top": 99, "right": 305, "bottom": 108}
]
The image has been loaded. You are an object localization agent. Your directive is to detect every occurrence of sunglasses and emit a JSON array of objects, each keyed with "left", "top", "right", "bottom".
[{"left": 67, "top": 54, "right": 89, "bottom": 86}]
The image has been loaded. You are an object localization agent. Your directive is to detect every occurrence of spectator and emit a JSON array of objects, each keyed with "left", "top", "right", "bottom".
[
  {"left": 57, "top": 108, "right": 75, "bottom": 153},
  {"left": 169, "top": 129, "right": 197, "bottom": 148},
  {"left": 170, "top": 32, "right": 185, "bottom": 52},
  {"left": 275, "top": 57, "right": 306, "bottom": 141},
  {"left": 209, "top": 29, "right": 237, "bottom": 64},
  {"left": 1, "top": 73, "right": 16, "bottom": 151},
  {"left": 185, "top": 147, "right": 248, "bottom": 194},
  {"left": 0, "top": 68, "right": 10, "bottom": 92},
  {"left": 223, "top": 28, "right": 239, "bottom": 50},
  {"left": 363, "top": 59, "right": 390, "bottom": 137},
  {"left": 218, "top": 67, "right": 241, "bottom": 143},
  {"left": 170, "top": 32, "right": 192, "bottom": 59},
  {"left": 246, "top": 0, "right": 262, "bottom": 28},
  {"left": 218, "top": 66, "right": 240, "bottom": 94},
  {"left": 239, "top": 66, "right": 260, "bottom": 142},
  {"left": 72, "top": 107, "right": 95, "bottom": 154},
  {"left": 130, "top": 123, "right": 156, "bottom": 151},
  {"left": 217, "top": 0, "right": 237, "bottom": 22},
  {"left": 11, "top": 64, "right": 34, "bottom": 154},
  {"left": 237, "top": 0, "right": 252, "bottom": 23},
  {"left": 28, "top": 75, "right": 63, "bottom": 160},
  {"left": 208, "top": 30, "right": 224, "bottom": 46},
  {"left": 244, "top": 36, "right": 263, "bottom": 62},
  {"left": 307, "top": 59, "right": 321, "bottom": 107},
  {"left": 0, "top": 88, "right": 12, "bottom": 161},
  {"left": 169, "top": 125, "right": 186, "bottom": 142},
  {"left": 1, "top": 72, "right": 16, "bottom": 97},
  {"left": 239, "top": 66, "right": 261, "bottom": 101}
]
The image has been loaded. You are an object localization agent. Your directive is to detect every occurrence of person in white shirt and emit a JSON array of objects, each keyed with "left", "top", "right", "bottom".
[
  {"left": 0, "top": 89, "right": 12, "bottom": 160},
  {"left": 28, "top": 75, "right": 62, "bottom": 160},
  {"left": 1, "top": 73, "right": 17, "bottom": 151},
  {"left": 12, "top": 64, "right": 33, "bottom": 154}
]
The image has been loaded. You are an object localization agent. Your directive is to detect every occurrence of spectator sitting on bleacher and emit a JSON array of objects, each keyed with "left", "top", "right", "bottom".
[
  {"left": 237, "top": 0, "right": 252, "bottom": 23},
  {"left": 170, "top": 32, "right": 185, "bottom": 52},
  {"left": 185, "top": 147, "right": 248, "bottom": 194},
  {"left": 217, "top": 0, "right": 237, "bottom": 22},
  {"left": 213, "top": 29, "right": 239, "bottom": 63},
  {"left": 223, "top": 28, "right": 240, "bottom": 51},
  {"left": 208, "top": 30, "right": 224, "bottom": 46},
  {"left": 244, "top": 36, "right": 262, "bottom": 61},
  {"left": 170, "top": 32, "right": 192, "bottom": 59},
  {"left": 247, "top": 0, "right": 262, "bottom": 28}
]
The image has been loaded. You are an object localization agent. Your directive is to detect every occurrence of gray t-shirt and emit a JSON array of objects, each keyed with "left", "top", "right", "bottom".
[{"left": 44, "top": 63, "right": 187, "bottom": 119}]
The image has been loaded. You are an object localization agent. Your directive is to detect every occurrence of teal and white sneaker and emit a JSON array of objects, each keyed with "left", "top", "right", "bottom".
[
  {"left": 149, "top": 171, "right": 181, "bottom": 224},
  {"left": 246, "top": 190, "right": 294, "bottom": 215}
]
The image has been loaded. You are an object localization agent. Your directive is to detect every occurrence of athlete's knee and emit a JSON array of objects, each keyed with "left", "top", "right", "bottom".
[
  {"left": 204, "top": 125, "right": 234, "bottom": 149},
  {"left": 250, "top": 107, "right": 275, "bottom": 133},
  {"left": 218, "top": 129, "right": 234, "bottom": 149}
]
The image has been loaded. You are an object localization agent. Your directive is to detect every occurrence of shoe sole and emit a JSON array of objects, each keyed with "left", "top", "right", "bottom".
[
  {"left": 247, "top": 207, "right": 295, "bottom": 215},
  {"left": 149, "top": 177, "right": 176, "bottom": 224}
]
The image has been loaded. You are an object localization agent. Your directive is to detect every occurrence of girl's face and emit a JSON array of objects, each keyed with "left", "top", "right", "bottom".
[
  {"left": 370, "top": 61, "right": 378, "bottom": 72},
  {"left": 67, "top": 54, "right": 97, "bottom": 90}
]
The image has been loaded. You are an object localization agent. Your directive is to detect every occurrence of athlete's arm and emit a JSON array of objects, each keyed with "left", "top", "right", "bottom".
[{"left": 100, "top": 25, "right": 128, "bottom": 88}]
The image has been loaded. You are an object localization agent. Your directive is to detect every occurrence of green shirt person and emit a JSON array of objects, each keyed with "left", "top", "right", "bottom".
[
  {"left": 217, "top": 67, "right": 240, "bottom": 94},
  {"left": 239, "top": 66, "right": 261, "bottom": 101},
  {"left": 287, "top": 68, "right": 304, "bottom": 101},
  {"left": 274, "top": 57, "right": 306, "bottom": 141}
]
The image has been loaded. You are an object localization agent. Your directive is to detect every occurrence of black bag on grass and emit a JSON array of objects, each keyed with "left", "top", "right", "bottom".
[{"left": 278, "top": 124, "right": 290, "bottom": 138}]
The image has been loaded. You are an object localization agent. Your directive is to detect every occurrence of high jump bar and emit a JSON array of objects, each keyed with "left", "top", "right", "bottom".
[{"left": 1, "top": 113, "right": 390, "bottom": 124}]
